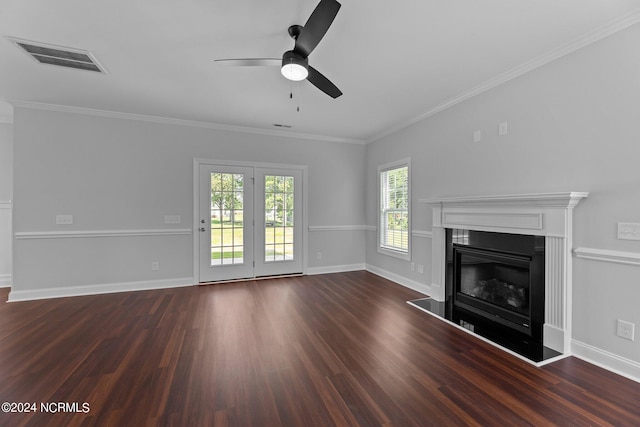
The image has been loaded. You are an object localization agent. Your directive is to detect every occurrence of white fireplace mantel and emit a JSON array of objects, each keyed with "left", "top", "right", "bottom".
[{"left": 420, "top": 192, "right": 588, "bottom": 354}]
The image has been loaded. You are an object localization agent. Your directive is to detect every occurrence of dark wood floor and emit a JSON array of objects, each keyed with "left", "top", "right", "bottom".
[{"left": 0, "top": 271, "right": 639, "bottom": 426}]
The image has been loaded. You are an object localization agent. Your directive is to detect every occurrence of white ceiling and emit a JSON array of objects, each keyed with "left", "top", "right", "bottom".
[{"left": 1, "top": 0, "right": 639, "bottom": 142}]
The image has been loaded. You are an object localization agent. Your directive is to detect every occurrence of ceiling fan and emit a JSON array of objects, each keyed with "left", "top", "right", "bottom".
[{"left": 215, "top": 0, "right": 343, "bottom": 99}]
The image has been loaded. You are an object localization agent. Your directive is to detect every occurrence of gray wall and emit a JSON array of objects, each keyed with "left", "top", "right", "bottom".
[
  {"left": 11, "top": 108, "right": 366, "bottom": 294},
  {"left": 366, "top": 23, "right": 640, "bottom": 377}
]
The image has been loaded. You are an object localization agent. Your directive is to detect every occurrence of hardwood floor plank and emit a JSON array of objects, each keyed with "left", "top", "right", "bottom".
[{"left": 0, "top": 273, "right": 639, "bottom": 426}]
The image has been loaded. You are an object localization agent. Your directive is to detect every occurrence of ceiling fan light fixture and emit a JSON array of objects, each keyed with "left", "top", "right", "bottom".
[{"left": 281, "top": 50, "right": 308, "bottom": 81}]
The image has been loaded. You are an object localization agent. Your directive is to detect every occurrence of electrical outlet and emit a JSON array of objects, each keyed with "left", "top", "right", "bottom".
[
  {"left": 498, "top": 121, "right": 508, "bottom": 136},
  {"left": 617, "top": 223, "right": 640, "bottom": 241},
  {"left": 151, "top": 262, "right": 160, "bottom": 271},
  {"left": 316, "top": 252, "right": 322, "bottom": 260},
  {"left": 617, "top": 319, "right": 635, "bottom": 341},
  {"left": 473, "top": 130, "right": 482, "bottom": 143}
]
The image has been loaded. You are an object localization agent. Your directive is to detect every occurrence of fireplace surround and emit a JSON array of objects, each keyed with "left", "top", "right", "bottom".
[{"left": 421, "top": 192, "right": 588, "bottom": 356}]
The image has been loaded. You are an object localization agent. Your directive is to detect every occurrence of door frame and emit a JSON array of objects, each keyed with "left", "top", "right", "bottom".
[{"left": 193, "top": 158, "right": 308, "bottom": 282}]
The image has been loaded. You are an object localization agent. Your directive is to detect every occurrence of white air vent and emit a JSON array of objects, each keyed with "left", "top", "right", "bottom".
[{"left": 8, "top": 37, "right": 105, "bottom": 73}]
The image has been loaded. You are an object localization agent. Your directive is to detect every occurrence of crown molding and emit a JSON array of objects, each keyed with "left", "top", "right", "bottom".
[
  {"left": 366, "top": 8, "right": 640, "bottom": 144},
  {"left": 8, "top": 100, "right": 366, "bottom": 145}
]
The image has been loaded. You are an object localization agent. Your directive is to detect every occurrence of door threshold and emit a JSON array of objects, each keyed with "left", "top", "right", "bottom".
[{"left": 199, "top": 273, "right": 303, "bottom": 286}]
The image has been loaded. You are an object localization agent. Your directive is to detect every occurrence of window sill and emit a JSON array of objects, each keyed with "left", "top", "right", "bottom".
[{"left": 378, "top": 247, "right": 411, "bottom": 261}]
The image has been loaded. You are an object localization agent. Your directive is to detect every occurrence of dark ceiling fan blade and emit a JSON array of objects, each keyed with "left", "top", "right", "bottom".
[
  {"left": 307, "top": 66, "right": 342, "bottom": 98},
  {"left": 294, "top": 0, "right": 341, "bottom": 58},
  {"left": 214, "top": 58, "right": 280, "bottom": 66}
]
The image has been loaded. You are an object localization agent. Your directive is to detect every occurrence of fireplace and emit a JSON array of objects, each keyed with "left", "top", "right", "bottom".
[
  {"left": 447, "top": 229, "right": 545, "bottom": 340},
  {"left": 420, "top": 192, "right": 588, "bottom": 358}
]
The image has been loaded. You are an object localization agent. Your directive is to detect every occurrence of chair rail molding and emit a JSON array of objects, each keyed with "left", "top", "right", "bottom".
[
  {"left": 14, "top": 228, "right": 192, "bottom": 240},
  {"left": 574, "top": 247, "right": 640, "bottom": 267}
]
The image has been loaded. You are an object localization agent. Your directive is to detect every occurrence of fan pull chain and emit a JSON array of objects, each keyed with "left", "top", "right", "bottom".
[{"left": 289, "top": 82, "right": 300, "bottom": 112}]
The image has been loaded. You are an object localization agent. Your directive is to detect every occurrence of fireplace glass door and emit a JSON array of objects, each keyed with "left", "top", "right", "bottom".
[
  {"left": 453, "top": 245, "right": 534, "bottom": 334},
  {"left": 457, "top": 247, "right": 530, "bottom": 315}
]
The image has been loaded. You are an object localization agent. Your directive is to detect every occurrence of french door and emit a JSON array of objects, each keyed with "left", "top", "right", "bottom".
[{"left": 198, "top": 163, "right": 303, "bottom": 282}]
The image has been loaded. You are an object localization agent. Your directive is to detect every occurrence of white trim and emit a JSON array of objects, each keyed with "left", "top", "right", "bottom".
[
  {"left": 0, "top": 201, "right": 12, "bottom": 289},
  {"left": 306, "top": 263, "right": 366, "bottom": 275},
  {"left": 366, "top": 263, "right": 431, "bottom": 296},
  {"left": 194, "top": 158, "right": 310, "bottom": 171},
  {"left": 574, "top": 247, "right": 640, "bottom": 267},
  {"left": 7, "top": 277, "right": 194, "bottom": 302},
  {"left": 0, "top": 274, "right": 11, "bottom": 288},
  {"left": 572, "top": 339, "right": 640, "bottom": 384},
  {"left": 308, "top": 225, "right": 368, "bottom": 232},
  {"left": 364, "top": 225, "right": 376, "bottom": 232},
  {"left": 10, "top": 100, "right": 365, "bottom": 145},
  {"left": 411, "top": 229, "right": 433, "bottom": 239},
  {"left": 366, "top": 8, "right": 640, "bottom": 143},
  {"left": 14, "top": 228, "right": 192, "bottom": 240},
  {"left": 0, "top": 115, "right": 12, "bottom": 124},
  {"left": 420, "top": 192, "right": 589, "bottom": 208}
]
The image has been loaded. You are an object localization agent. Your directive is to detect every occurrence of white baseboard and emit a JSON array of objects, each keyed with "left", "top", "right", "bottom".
[
  {"left": 571, "top": 339, "right": 640, "bottom": 384},
  {"left": 544, "top": 323, "right": 568, "bottom": 354},
  {"left": 7, "top": 277, "right": 194, "bottom": 302},
  {"left": 306, "top": 263, "right": 366, "bottom": 275},
  {"left": 365, "top": 264, "right": 432, "bottom": 296},
  {"left": 0, "top": 274, "right": 11, "bottom": 288}
]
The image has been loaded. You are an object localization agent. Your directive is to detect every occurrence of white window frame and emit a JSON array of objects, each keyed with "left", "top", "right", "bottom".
[{"left": 377, "top": 158, "right": 411, "bottom": 261}]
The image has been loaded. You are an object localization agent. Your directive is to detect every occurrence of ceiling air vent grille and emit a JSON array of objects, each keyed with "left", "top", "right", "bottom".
[{"left": 9, "top": 37, "right": 105, "bottom": 73}]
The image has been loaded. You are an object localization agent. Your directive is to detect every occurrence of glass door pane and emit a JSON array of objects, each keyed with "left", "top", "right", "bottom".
[
  {"left": 210, "top": 172, "right": 245, "bottom": 265},
  {"left": 264, "top": 174, "right": 295, "bottom": 262}
]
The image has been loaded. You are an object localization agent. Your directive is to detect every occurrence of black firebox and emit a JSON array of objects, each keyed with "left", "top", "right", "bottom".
[{"left": 446, "top": 229, "right": 545, "bottom": 340}]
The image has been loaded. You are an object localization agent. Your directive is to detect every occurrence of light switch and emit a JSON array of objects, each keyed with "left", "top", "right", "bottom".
[
  {"left": 164, "top": 215, "right": 181, "bottom": 224},
  {"left": 473, "top": 130, "right": 482, "bottom": 143},
  {"left": 498, "top": 122, "right": 508, "bottom": 136},
  {"left": 55, "top": 214, "right": 73, "bottom": 225}
]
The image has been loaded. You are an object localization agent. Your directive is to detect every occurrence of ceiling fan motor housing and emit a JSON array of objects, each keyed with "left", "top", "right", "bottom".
[{"left": 281, "top": 50, "right": 309, "bottom": 81}]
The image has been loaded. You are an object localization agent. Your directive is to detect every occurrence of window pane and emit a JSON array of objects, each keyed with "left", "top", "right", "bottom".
[{"left": 380, "top": 165, "right": 409, "bottom": 253}]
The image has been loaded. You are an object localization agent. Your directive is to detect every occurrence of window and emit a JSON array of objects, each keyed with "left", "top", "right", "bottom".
[{"left": 378, "top": 159, "right": 410, "bottom": 259}]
